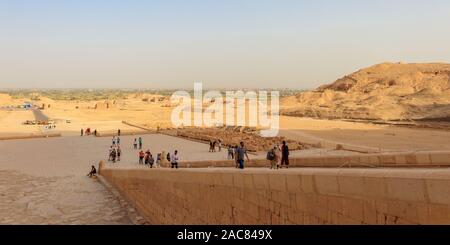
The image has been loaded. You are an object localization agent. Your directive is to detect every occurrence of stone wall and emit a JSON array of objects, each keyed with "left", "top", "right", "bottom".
[
  {"left": 173, "top": 151, "right": 450, "bottom": 168},
  {"left": 100, "top": 166, "right": 450, "bottom": 224}
]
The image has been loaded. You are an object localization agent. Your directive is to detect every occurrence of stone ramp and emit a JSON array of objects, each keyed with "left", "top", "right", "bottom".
[{"left": 0, "top": 170, "right": 132, "bottom": 225}]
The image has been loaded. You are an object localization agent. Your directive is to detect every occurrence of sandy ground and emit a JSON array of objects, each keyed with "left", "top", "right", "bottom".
[
  {"left": 41, "top": 99, "right": 173, "bottom": 134},
  {"left": 279, "top": 116, "right": 450, "bottom": 152},
  {"left": 0, "top": 110, "right": 41, "bottom": 137}
]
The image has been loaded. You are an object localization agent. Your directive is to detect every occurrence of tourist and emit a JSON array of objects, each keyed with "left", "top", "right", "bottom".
[
  {"left": 108, "top": 146, "right": 113, "bottom": 161},
  {"left": 117, "top": 146, "right": 121, "bottom": 161},
  {"left": 281, "top": 141, "right": 290, "bottom": 169},
  {"left": 167, "top": 152, "right": 171, "bottom": 162},
  {"left": 138, "top": 137, "right": 143, "bottom": 150},
  {"left": 87, "top": 165, "right": 97, "bottom": 178},
  {"left": 234, "top": 145, "right": 239, "bottom": 168},
  {"left": 111, "top": 148, "right": 117, "bottom": 163},
  {"left": 209, "top": 140, "right": 213, "bottom": 152},
  {"left": 171, "top": 150, "right": 179, "bottom": 169},
  {"left": 117, "top": 136, "right": 120, "bottom": 145},
  {"left": 94, "top": 129, "right": 97, "bottom": 136},
  {"left": 218, "top": 139, "right": 222, "bottom": 152},
  {"left": 144, "top": 149, "right": 151, "bottom": 165},
  {"left": 148, "top": 153, "right": 155, "bottom": 168},
  {"left": 138, "top": 150, "right": 145, "bottom": 164},
  {"left": 212, "top": 140, "right": 217, "bottom": 152},
  {"left": 118, "top": 129, "right": 121, "bottom": 136},
  {"left": 133, "top": 138, "right": 138, "bottom": 149},
  {"left": 156, "top": 153, "right": 161, "bottom": 166},
  {"left": 236, "top": 142, "right": 249, "bottom": 169},
  {"left": 267, "top": 145, "right": 280, "bottom": 169},
  {"left": 227, "top": 145, "right": 234, "bottom": 160},
  {"left": 81, "top": 128, "right": 84, "bottom": 136}
]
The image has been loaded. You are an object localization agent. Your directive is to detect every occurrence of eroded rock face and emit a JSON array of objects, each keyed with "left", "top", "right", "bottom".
[
  {"left": 281, "top": 63, "right": 450, "bottom": 121},
  {"left": 175, "top": 127, "right": 309, "bottom": 152}
]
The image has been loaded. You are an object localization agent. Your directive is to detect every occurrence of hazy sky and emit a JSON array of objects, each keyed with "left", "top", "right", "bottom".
[{"left": 1, "top": 0, "right": 450, "bottom": 89}]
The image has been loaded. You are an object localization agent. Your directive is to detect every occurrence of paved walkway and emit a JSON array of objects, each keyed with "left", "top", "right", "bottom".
[{"left": 0, "top": 171, "right": 130, "bottom": 224}]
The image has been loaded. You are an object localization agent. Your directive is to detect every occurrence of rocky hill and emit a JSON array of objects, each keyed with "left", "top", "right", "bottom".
[{"left": 281, "top": 62, "right": 450, "bottom": 121}]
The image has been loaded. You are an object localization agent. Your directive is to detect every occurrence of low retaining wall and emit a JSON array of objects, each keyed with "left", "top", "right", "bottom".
[
  {"left": 100, "top": 166, "right": 450, "bottom": 224},
  {"left": 0, "top": 133, "right": 61, "bottom": 141},
  {"left": 178, "top": 151, "right": 450, "bottom": 168},
  {"left": 96, "top": 130, "right": 155, "bottom": 137}
]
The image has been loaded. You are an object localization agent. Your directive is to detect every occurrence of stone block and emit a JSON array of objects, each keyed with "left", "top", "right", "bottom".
[
  {"left": 327, "top": 196, "right": 344, "bottom": 214},
  {"left": 300, "top": 174, "right": 315, "bottom": 193},
  {"left": 268, "top": 173, "right": 287, "bottom": 192},
  {"left": 253, "top": 174, "right": 269, "bottom": 189},
  {"left": 387, "top": 201, "right": 418, "bottom": 223},
  {"left": 428, "top": 204, "right": 450, "bottom": 224},
  {"left": 405, "top": 154, "right": 417, "bottom": 165},
  {"left": 233, "top": 173, "right": 244, "bottom": 188},
  {"left": 426, "top": 179, "right": 450, "bottom": 205},
  {"left": 393, "top": 154, "right": 407, "bottom": 165},
  {"left": 429, "top": 152, "right": 450, "bottom": 165},
  {"left": 363, "top": 177, "right": 388, "bottom": 199},
  {"left": 338, "top": 175, "right": 365, "bottom": 197},
  {"left": 379, "top": 155, "right": 396, "bottom": 165},
  {"left": 415, "top": 153, "right": 431, "bottom": 165},
  {"left": 286, "top": 174, "right": 301, "bottom": 193},
  {"left": 314, "top": 175, "right": 339, "bottom": 195},
  {"left": 342, "top": 198, "right": 364, "bottom": 222},
  {"left": 363, "top": 200, "right": 377, "bottom": 224},
  {"left": 386, "top": 178, "right": 427, "bottom": 202},
  {"left": 243, "top": 174, "right": 254, "bottom": 189}
]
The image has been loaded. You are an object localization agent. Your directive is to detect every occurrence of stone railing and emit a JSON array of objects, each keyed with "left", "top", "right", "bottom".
[{"left": 99, "top": 165, "right": 450, "bottom": 224}]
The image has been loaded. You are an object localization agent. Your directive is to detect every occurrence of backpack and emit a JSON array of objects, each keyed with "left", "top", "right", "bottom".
[{"left": 266, "top": 150, "right": 275, "bottom": 161}]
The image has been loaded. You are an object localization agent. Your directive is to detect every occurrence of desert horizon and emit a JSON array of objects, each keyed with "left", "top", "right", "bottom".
[{"left": 2, "top": 0, "right": 450, "bottom": 242}]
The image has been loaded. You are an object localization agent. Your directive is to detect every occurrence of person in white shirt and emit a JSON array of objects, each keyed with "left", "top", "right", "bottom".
[{"left": 171, "top": 150, "right": 179, "bottom": 169}]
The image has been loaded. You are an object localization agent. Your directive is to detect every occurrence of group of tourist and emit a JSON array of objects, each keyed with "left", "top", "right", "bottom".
[
  {"left": 133, "top": 137, "right": 143, "bottom": 150},
  {"left": 224, "top": 140, "right": 290, "bottom": 170},
  {"left": 137, "top": 149, "right": 179, "bottom": 169},
  {"left": 266, "top": 141, "right": 290, "bottom": 169},
  {"left": 138, "top": 149, "right": 154, "bottom": 167},
  {"left": 223, "top": 142, "right": 250, "bottom": 169},
  {"left": 81, "top": 128, "right": 97, "bottom": 136},
  {"left": 102, "top": 131, "right": 289, "bottom": 172},
  {"left": 107, "top": 136, "right": 122, "bottom": 162},
  {"left": 209, "top": 139, "right": 222, "bottom": 152}
]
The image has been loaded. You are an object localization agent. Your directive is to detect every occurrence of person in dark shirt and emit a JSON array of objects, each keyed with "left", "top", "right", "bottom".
[
  {"left": 236, "top": 142, "right": 249, "bottom": 169},
  {"left": 281, "top": 141, "right": 290, "bottom": 169},
  {"left": 87, "top": 165, "right": 97, "bottom": 177}
]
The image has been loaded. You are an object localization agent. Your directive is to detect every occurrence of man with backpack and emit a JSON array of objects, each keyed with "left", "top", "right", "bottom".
[{"left": 267, "top": 145, "right": 281, "bottom": 169}]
